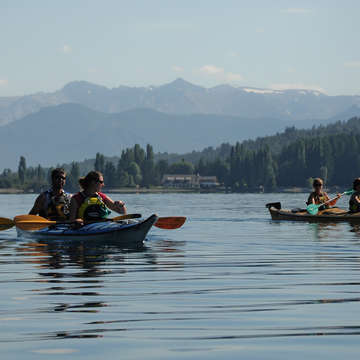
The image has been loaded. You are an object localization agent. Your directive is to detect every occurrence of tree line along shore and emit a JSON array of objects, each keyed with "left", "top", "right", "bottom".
[{"left": 1, "top": 117, "right": 360, "bottom": 194}]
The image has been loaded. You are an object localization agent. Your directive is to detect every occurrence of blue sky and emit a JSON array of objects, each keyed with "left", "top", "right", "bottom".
[{"left": 1, "top": 0, "right": 359, "bottom": 96}]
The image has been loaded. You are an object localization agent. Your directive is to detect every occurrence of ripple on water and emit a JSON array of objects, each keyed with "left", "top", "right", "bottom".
[{"left": 1, "top": 193, "right": 360, "bottom": 359}]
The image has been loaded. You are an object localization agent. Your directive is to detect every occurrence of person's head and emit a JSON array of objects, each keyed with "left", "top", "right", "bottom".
[
  {"left": 51, "top": 168, "right": 66, "bottom": 189},
  {"left": 353, "top": 177, "right": 360, "bottom": 191},
  {"left": 79, "top": 171, "right": 104, "bottom": 192},
  {"left": 313, "top": 178, "right": 323, "bottom": 192}
]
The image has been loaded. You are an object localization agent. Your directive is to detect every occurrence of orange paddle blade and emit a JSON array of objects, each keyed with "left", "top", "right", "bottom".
[
  {"left": 15, "top": 220, "right": 56, "bottom": 231},
  {"left": 0, "top": 217, "right": 15, "bottom": 231},
  {"left": 154, "top": 217, "right": 186, "bottom": 229},
  {"left": 328, "top": 198, "right": 338, "bottom": 207},
  {"left": 14, "top": 214, "right": 49, "bottom": 222}
]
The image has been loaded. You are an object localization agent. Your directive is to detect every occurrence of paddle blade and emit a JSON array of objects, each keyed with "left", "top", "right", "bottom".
[
  {"left": 111, "top": 213, "right": 142, "bottom": 221},
  {"left": 15, "top": 220, "right": 56, "bottom": 231},
  {"left": 0, "top": 217, "right": 15, "bottom": 231},
  {"left": 14, "top": 214, "right": 49, "bottom": 222},
  {"left": 154, "top": 217, "right": 186, "bottom": 229},
  {"left": 343, "top": 189, "right": 354, "bottom": 196},
  {"left": 328, "top": 198, "right": 338, "bottom": 207},
  {"left": 306, "top": 204, "right": 319, "bottom": 215}
]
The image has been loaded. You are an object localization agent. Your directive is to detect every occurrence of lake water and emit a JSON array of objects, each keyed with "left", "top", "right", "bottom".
[{"left": 1, "top": 193, "right": 360, "bottom": 359}]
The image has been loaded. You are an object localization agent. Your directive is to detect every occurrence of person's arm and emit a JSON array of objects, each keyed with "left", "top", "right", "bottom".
[
  {"left": 355, "top": 195, "right": 360, "bottom": 204},
  {"left": 103, "top": 195, "right": 127, "bottom": 214},
  {"left": 323, "top": 192, "right": 331, "bottom": 203},
  {"left": 29, "top": 194, "right": 44, "bottom": 215},
  {"left": 306, "top": 193, "right": 315, "bottom": 205}
]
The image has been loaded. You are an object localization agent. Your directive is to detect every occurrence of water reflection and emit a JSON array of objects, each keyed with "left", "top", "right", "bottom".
[
  {"left": 16, "top": 239, "right": 150, "bottom": 270},
  {"left": 308, "top": 221, "right": 360, "bottom": 241},
  {"left": 12, "top": 236, "right": 186, "bottom": 313},
  {"left": 349, "top": 223, "right": 360, "bottom": 237},
  {"left": 4, "top": 193, "right": 360, "bottom": 358}
]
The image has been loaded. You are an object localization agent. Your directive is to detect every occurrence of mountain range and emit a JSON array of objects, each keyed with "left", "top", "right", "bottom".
[
  {"left": 0, "top": 103, "right": 287, "bottom": 169},
  {"left": 1, "top": 79, "right": 360, "bottom": 171},
  {"left": 1, "top": 78, "right": 360, "bottom": 126}
]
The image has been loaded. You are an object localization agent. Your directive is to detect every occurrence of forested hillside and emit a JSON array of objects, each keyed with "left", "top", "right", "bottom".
[{"left": 1, "top": 117, "right": 360, "bottom": 192}]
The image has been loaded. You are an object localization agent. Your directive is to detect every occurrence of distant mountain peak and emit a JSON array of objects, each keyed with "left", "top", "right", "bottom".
[
  {"left": 62, "top": 80, "right": 109, "bottom": 93},
  {"left": 161, "top": 78, "right": 204, "bottom": 91}
]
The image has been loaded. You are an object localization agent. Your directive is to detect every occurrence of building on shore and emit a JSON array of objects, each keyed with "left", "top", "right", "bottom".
[{"left": 161, "top": 174, "right": 220, "bottom": 189}]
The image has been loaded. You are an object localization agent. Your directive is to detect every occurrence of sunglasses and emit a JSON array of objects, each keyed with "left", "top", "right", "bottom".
[
  {"left": 314, "top": 183, "right": 322, "bottom": 187},
  {"left": 55, "top": 176, "right": 66, "bottom": 180},
  {"left": 96, "top": 179, "right": 104, "bottom": 184}
]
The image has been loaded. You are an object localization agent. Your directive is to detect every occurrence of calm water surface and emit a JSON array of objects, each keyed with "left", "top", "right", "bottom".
[{"left": 1, "top": 193, "right": 360, "bottom": 359}]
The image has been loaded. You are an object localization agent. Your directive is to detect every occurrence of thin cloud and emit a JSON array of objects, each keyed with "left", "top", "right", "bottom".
[
  {"left": 344, "top": 61, "right": 360, "bottom": 68},
  {"left": 281, "top": 8, "right": 311, "bottom": 14},
  {"left": 270, "top": 82, "right": 325, "bottom": 93},
  {"left": 200, "top": 65, "right": 243, "bottom": 83},
  {"left": 0, "top": 79, "right": 8, "bottom": 86},
  {"left": 226, "top": 72, "right": 244, "bottom": 82},
  {"left": 172, "top": 65, "right": 184, "bottom": 72},
  {"left": 62, "top": 45, "right": 72, "bottom": 54},
  {"left": 146, "top": 22, "right": 193, "bottom": 31},
  {"left": 227, "top": 51, "right": 239, "bottom": 58},
  {"left": 87, "top": 67, "right": 98, "bottom": 74},
  {"left": 200, "top": 65, "right": 224, "bottom": 75}
]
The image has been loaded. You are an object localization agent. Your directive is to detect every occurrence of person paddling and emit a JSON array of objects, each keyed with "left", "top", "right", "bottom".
[
  {"left": 69, "top": 171, "right": 127, "bottom": 224},
  {"left": 29, "top": 168, "right": 72, "bottom": 221},
  {"left": 349, "top": 178, "right": 360, "bottom": 213},
  {"left": 306, "top": 178, "right": 341, "bottom": 210}
]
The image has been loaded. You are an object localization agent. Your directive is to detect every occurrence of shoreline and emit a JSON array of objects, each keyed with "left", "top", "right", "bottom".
[
  {"left": 1, "top": 186, "right": 345, "bottom": 195},
  {"left": 0, "top": 186, "right": 319, "bottom": 195}
]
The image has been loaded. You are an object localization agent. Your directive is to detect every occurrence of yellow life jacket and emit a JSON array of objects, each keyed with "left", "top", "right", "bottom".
[{"left": 78, "top": 193, "right": 111, "bottom": 220}]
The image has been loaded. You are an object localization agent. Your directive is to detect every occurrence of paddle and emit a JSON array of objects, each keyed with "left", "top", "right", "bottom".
[
  {"left": 154, "top": 216, "right": 186, "bottom": 229},
  {"left": 15, "top": 214, "right": 186, "bottom": 231},
  {"left": 0, "top": 217, "right": 15, "bottom": 231},
  {"left": 0, "top": 214, "right": 42, "bottom": 231},
  {"left": 306, "top": 189, "right": 354, "bottom": 215},
  {"left": 14, "top": 213, "right": 143, "bottom": 231}
]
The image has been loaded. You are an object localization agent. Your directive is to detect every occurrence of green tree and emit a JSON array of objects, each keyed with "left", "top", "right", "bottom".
[
  {"left": 134, "top": 144, "right": 145, "bottom": 168},
  {"left": 128, "top": 162, "right": 142, "bottom": 185},
  {"left": 66, "top": 162, "right": 80, "bottom": 192},
  {"left": 104, "top": 161, "right": 117, "bottom": 187},
  {"left": 18, "top": 156, "right": 26, "bottom": 185},
  {"left": 142, "top": 144, "right": 155, "bottom": 187},
  {"left": 168, "top": 160, "right": 194, "bottom": 175},
  {"left": 94, "top": 152, "right": 105, "bottom": 173},
  {"left": 155, "top": 159, "right": 169, "bottom": 184}
]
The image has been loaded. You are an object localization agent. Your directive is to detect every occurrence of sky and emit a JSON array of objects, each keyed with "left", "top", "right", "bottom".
[{"left": 1, "top": 0, "right": 360, "bottom": 97}]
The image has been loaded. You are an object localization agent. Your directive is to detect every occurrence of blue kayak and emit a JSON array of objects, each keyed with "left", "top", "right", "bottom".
[{"left": 16, "top": 214, "right": 158, "bottom": 243}]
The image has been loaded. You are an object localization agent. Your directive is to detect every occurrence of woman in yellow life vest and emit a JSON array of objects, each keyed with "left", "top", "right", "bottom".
[{"left": 69, "top": 171, "right": 127, "bottom": 223}]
